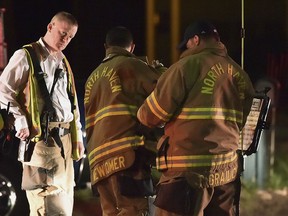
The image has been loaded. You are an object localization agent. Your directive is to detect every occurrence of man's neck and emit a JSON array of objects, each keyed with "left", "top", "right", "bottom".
[{"left": 42, "top": 36, "right": 58, "bottom": 56}]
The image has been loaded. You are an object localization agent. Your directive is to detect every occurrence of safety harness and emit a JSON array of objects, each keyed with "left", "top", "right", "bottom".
[{"left": 23, "top": 45, "right": 67, "bottom": 157}]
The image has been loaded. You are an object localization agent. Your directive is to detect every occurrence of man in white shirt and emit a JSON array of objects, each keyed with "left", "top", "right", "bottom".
[{"left": 0, "top": 11, "right": 85, "bottom": 215}]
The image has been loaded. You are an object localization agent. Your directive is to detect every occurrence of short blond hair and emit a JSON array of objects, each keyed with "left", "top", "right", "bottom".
[{"left": 51, "top": 11, "right": 78, "bottom": 27}]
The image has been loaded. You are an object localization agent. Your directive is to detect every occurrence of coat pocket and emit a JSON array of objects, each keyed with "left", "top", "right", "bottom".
[
  {"left": 21, "top": 140, "right": 61, "bottom": 190},
  {"left": 23, "top": 140, "right": 61, "bottom": 170}
]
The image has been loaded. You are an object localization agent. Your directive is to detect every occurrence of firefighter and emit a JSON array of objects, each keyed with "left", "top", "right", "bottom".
[
  {"left": 84, "top": 26, "right": 164, "bottom": 215},
  {"left": 0, "top": 12, "right": 85, "bottom": 215},
  {"left": 137, "top": 21, "right": 255, "bottom": 216}
]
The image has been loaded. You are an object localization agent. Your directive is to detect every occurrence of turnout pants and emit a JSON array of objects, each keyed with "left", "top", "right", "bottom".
[
  {"left": 96, "top": 173, "right": 150, "bottom": 216},
  {"left": 22, "top": 132, "right": 74, "bottom": 216},
  {"left": 154, "top": 179, "right": 239, "bottom": 216}
]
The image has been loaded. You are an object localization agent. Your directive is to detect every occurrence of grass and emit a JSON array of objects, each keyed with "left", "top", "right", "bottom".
[{"left": 267, "top": 158, "right": 288, "bottom": 189}]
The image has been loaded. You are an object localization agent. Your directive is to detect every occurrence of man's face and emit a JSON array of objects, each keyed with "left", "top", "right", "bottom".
[{"left": 48, "top": 20, "right": 78, "bottom": 52}]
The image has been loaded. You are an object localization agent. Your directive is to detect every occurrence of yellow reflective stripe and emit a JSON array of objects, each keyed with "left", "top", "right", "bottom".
[
  {"left": 88, "top": 136, "right": 144, "bottom": 165},
  {"left": 85, "top": 104, "right": 137, "bottom": 128},
  {"left": 24, "top": 47, "right": 42, "bottom": 139},
  {"left": 157, "top": 151, "right": 237, "bottom": 169},
  {"left": 177, "top": 107, "right": 243, "bottom": 123},
  {"left": 31, "top": 137, "right": 41, "bottom": 142},
  {"left": 0, "top": 115, "right": 4, "bottom": 130},
  {"left": 147, "top": 92, "right": 172, "bottom": 122}
]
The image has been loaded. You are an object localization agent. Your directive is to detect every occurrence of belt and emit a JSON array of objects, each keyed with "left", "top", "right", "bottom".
[
  {"left": 48, "top": 122, "right": 70, "bottom": 129},
  {"left": 48, "top": 122, "right": 70, "bottom": 137},
  {"left": 58, "top": 127, "right": 70, "bottom": 137}
]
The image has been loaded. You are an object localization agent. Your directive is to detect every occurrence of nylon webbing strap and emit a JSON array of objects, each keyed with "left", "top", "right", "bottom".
[
  {"left": 23, "top": 46, "right": 55, "bottom": 116},
  {"left": 24, "top": 45, "right": 65, "bottom": 158}
]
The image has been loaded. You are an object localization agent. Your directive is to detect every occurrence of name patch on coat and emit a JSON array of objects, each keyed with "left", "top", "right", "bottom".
[
  {"left": 208, "top": 167, "right": 237, "bottom": 187},
  {"left": 92, "top": 155, "right": 126, "bottom": 183}
]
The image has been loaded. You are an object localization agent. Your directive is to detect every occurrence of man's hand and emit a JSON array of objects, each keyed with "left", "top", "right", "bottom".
[
  {"left": 151, "top": 59, "right": 167, "bottom": 74},
  {"left": 16, "top": 127, "right": 30, "bottom": 140},
  {"left": 151, "top": 59, "right": 164, "bottom": 68}
]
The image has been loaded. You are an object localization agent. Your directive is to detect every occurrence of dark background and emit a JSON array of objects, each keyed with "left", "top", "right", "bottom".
[
  {"left": 0, "top": 1, "right": 287, "bottom": 215},
  {"left": 0, "top": 0, "right": 288, "bottom": 104},
  {"left": 0, "top": 0, "right": 146, "bottom": 80}
]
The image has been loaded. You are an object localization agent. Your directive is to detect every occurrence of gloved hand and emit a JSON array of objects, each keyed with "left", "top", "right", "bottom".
[
  {"left": 151, "top": 59, "right": 167, "bottom": 74},
  {"left": 151, "top": 59, "right": 164, "bottom": 68}
]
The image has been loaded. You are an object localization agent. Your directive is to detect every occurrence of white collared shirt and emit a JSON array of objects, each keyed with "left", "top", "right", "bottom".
[{"left": 0, "top": 38, "right": 81, "bottom": 133}]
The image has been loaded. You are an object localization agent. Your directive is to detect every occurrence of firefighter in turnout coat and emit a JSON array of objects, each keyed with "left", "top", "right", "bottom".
[
  {"left": 137, "top": 21, "right": 255, "bottom": 216},
  {"left": 84, "top": 26, "right": 163, "bottom": 215}
]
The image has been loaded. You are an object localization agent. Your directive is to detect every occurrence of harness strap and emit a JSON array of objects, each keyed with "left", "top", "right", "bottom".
[
  {"left": 23, "top": 45, "right": 56, "bottom": 118},
  {"left": 24, "top": 45, "right": 65, "bottom": 156}
]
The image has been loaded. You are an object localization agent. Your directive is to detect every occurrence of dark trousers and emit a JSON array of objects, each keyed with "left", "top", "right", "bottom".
[
  {"left": 154, "top": 178, "right": 240, "bottom": 216},
  {"left": 96, "top": 173, "right": 149, "bottom": 216}
]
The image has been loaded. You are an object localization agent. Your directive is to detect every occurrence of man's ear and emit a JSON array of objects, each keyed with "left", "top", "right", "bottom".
[
  {"left": 129, "top": 43, "right": 135, "bottom": 53},
  {"left": 194, "top": 35, "right": 200, "bottom": 46},
  {"left": 47, "top": 23, "right": 53, "bottom": 32}
]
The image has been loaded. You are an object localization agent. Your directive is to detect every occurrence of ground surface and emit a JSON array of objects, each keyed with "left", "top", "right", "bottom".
[
  {"left": 240, "top": 188, "right": 288, "bottom": 216},
  {"left": 72, "top": 187, "right": 288, "bottom": 216}
]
